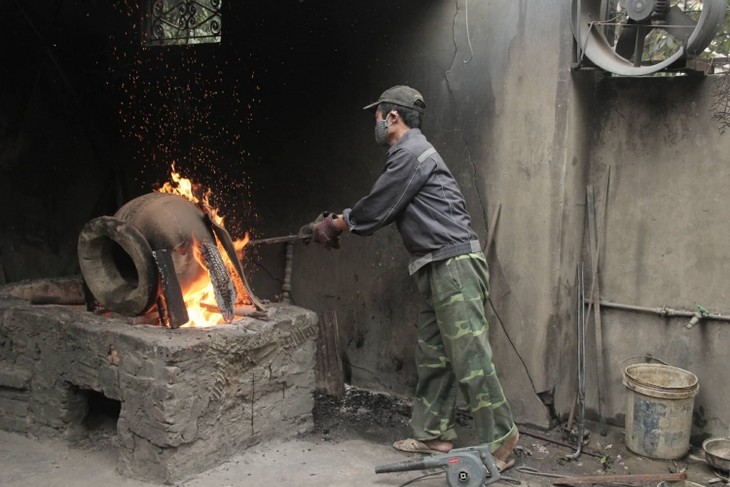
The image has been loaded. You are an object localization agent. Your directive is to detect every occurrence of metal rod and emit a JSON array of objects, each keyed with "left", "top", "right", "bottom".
[
  {"left": 553, "top": 471, "right": 687, "bottom": 485},
  {"left": 589, "top": 169, "right": 610, "bottom": 433},
  {"left": 567, "top": 262, "right": 586, "bottom": 460},
  {"left": 247, "top": 234, "right": 310, "bottom": 246},
  {"left": 518, "top": 429, "right": 604, "bottom": 459}
]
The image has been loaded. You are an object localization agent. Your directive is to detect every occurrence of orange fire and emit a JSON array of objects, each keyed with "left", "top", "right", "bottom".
[{"left": 157, "top": 163, "right": 250, "bottom": 328}]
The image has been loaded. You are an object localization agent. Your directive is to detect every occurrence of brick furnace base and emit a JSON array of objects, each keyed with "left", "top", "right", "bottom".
[{"left": 0, "top": 297, "right": 319, "bottom": 484}]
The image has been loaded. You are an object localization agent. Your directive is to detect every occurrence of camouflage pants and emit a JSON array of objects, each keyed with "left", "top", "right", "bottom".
[{"left": 411, "top": 252, "right": 516, "bottom": 451}]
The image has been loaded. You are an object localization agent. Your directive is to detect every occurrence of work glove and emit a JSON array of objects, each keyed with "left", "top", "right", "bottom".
[
  {"left": 298, "top": 211, "right": 328, "bottom": 243},
  {"left": 313, "top": 213, "right": 344, "bottom": 250}
]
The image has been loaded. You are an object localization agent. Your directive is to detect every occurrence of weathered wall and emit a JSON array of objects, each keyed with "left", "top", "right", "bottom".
[{"left": 586, "top": 76, "right": 730, "bottom": 438}]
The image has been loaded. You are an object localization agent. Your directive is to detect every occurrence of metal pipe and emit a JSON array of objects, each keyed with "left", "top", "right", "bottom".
[{"left": 584, "top": 298, "right": 730, "bottom": 328}]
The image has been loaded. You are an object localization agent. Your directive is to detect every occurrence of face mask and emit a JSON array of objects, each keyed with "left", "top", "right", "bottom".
[{"left": 374, "top": 117, "right": 392, "bottom": 146}]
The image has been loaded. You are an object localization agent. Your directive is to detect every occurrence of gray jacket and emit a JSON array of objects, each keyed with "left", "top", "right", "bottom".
[{"left": 343, "top": 129, "right": 479, "bottom": 273}]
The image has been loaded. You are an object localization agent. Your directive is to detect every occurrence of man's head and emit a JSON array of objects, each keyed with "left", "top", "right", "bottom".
[
  {"left": 365, "top": 86, "right": 425, "bottom": 146},
  {"left": 364, "top": 85, "right": 425, "bottom": 129}
]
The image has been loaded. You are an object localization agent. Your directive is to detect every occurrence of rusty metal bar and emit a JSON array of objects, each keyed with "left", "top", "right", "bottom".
[{"left": 552, "top": 471, "right": 687, "bottom": 485}]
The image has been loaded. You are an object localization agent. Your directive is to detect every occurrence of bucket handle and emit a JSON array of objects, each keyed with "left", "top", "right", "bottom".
[
  {"left": 620, "top": 355, "right": 668, "bottom": 367},
  {"left": 620, "top": 355, "right": 668, "bottom": 382}
]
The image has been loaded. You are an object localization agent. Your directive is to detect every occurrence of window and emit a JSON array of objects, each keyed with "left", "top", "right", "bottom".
[{"left": 143, "top": 0, "right": 222, "bottom": 47}]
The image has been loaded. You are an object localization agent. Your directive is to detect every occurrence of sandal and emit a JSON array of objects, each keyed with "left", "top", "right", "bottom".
[
  {"left": 392, "top": 438, "right": 447, "bottom": 455},
  {"left": 495, "top": 457, "right": 516, "bottom": 472}
]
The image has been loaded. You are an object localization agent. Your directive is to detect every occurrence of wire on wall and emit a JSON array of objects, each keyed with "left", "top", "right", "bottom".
[{"left": 463, "top": 0, "right": 474, "bottom": 64}]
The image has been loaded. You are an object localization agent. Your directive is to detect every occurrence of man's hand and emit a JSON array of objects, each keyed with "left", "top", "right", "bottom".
[
  {"left": 298, "top": 212, "right": 327, "bottom": 240},
  {"left": 313, "top": 213, "right": 344, "bottom": 249}
]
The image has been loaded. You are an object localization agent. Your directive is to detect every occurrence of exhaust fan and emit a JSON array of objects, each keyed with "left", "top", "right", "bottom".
[{"left": 572, "top": 0, "right": 728, "bottom": 75}]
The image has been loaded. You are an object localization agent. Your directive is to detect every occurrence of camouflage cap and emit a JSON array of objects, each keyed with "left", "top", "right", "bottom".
[{"left": 363, "top": 85, "right": 426, "bottom": 113}]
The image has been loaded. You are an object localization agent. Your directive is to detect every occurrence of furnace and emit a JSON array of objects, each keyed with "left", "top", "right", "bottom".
[
  {"left": 0, "top": 296, "right": 318, "bottom": 483},
  {"left": 0, "top": 163, "right": 321, "bottom": 483}
]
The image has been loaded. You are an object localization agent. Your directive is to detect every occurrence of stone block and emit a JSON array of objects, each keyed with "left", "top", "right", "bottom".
[{"left": 0, "top": 363, "right": 32, "bottom": 389}]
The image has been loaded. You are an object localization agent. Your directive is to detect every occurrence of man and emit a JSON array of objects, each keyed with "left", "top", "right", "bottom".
[{"left": 310, "top": 85, "right": 518, "bottom": 469}]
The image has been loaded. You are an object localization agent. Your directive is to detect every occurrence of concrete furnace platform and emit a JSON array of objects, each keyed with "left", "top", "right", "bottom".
[{"left": 0, "top": 297, "right": 318, "bottom": 484}]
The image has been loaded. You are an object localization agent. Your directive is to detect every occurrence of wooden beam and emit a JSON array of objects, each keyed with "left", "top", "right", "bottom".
[{"left": 316, "top": 310, "right": 345, "bottom": 398}]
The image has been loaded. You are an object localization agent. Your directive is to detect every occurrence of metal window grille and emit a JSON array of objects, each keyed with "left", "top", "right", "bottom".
[{"left": 143, "top": 0, "right": 222, "bottom": 47}]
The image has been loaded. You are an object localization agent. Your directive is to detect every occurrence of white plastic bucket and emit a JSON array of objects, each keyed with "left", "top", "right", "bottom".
[{"left": 623, "top": 363, "right": 699, "bottom": 460}]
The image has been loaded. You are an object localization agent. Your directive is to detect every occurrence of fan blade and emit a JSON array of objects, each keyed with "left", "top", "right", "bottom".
[
  {"left": 632, "top": 25, "right": 651, "bottom": 67},
  {"left": 662, "top": 5, "right": 696, "bottom": 42},
  {"left": 615, "top": 18, "right": 651, "bottom": 64},
  {"left": 615, "top": 18, "right": 639, "bottom": 59}
]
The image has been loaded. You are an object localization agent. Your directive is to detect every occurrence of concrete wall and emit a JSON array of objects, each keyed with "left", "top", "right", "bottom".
[
  {"left": 265, "top": 0, "right": 589, "bottom": 428},
  {"left": 3, "top": 0, "right": 729, "bottom": 439},
  {"left": 586, "top": 76, "right": 730, "bottom": 438}
]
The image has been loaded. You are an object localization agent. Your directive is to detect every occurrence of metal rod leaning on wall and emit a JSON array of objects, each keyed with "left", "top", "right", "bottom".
[
  {"left": 586, "top": 166, "right": 610, "bottom": 431},
  {"left": 484, "top": 202, "right": 501, "bottom": 256},
  {"left": 567, "top": 262, "right": 586, "bottom": 459},
  {"left": 584, "top": 298, "right": 730, "bottom": 328}
]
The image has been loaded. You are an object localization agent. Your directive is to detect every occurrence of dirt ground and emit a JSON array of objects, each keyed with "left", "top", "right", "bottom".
[{"left": 1, "top": 386, "right": 727, "bottom": 487}]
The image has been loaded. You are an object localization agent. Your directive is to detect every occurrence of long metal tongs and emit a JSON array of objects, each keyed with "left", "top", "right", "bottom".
[{"left": 567, "top": 262, "right": 586, "bottom": 459}]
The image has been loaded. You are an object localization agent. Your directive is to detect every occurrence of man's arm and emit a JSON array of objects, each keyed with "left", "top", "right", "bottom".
[{"left": 345, "top": 147, "right": 433, "bottom": 235}]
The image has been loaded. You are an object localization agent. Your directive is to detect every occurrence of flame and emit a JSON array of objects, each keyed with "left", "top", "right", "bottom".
[
  {"left": 233, "top": 232, "right": 250, "bottom": 254},
  {"left": 156, "top": 163, "right": 251, "bottom": 328},
  {"left": 178, "top": 240, "right": 226, "bottom": 328},
  {"left": 158, "top": 162, "right": 226, "bottom": 227}
]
